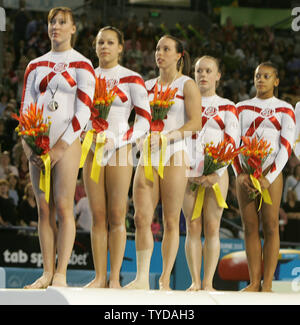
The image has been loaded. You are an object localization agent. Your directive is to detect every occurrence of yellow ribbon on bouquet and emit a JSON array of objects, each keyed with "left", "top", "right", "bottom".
[
  {"left": 39, "top": 153, "right": 51, "bottom": 203},
  {"left": 250, "top": 174, "right": 272, "bottom": 211},
  {"left": 143, "top": 133, "right": 167, "bottom": 182},
  {"left": 79, "top": 130, "right": 106, "bottom": 183},
  {"left": 191, "top": 183, "right": 228, "bottom": 221},
  {"left": 79, "top": 130, "right": 94, "bottom": 168},
  {"left": 91, "top": 132, "right": 106, "bottom": 183}
]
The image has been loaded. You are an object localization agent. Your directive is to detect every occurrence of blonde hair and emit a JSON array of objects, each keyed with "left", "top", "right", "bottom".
[{"left": 23, "top": 182, "right": 33, "bottom": 201}]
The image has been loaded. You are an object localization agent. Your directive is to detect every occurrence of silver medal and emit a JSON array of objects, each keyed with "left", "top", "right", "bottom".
[{"left": 48, "top": 100, "right": 59, "bottom": 111}]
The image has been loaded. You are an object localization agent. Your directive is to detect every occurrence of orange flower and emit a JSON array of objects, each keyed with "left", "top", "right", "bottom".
[
  {"left": 11, "top": 102, "right": 51, "bottom": 156},
  {"left": 150, "top": 82, "right": 178, "bottom": 108},
  {"left": 240, "top": 135, "right": 273, "bottom": 179},
  {"left": 12, "top": 103, "right": 50, "bottom": 135},
  {"left": 93, "top": 76, "right": 117, "bottom": 107},
  {"left": 241, "top": 136, "right": 272, "bottom": 159},
  {"left": 205, "top": 140, "right": 241, "bottom": 165}
]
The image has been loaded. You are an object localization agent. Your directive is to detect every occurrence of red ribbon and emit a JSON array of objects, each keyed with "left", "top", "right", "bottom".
[
  {"left": 69, "top": 61, "right": 96, "bottom": 77},
  {"left": 77, "top": 88, "right": 92, "bottom": 109},
  {"left": 248, "top": 156, "right": 262, "bottom": 178},
  {"left": 151, "top": 120, "right": 165, "bottom": 132},
  {"left": 35, "top": 135, "right": 50, "bottom": 155},
  {"left": 61, "top": 71, "right": 77, "bottom": 88},
  {"left": 276, "top": 107, "right": 296, "bottom": 123},
  {"left": 219, "top": 104, "right": 239, "bottom": 120},
  {"left": 92, "top": 117, "right": 108, "bottom": 133},
  {"left": 135, "top": 105, "right": 152, "bottom": 125},
  {"left": 72, "top": 116, "right": 81, "bottom": 132},
  {"left": 21, "top": 61, "right": 55, "bottom": 111}
]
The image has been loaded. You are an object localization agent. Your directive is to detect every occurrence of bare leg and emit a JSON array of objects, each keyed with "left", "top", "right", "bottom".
[
  {"left": 51, "top": 139, "right": 81, "bottom": 286},
  {"left": 24, "top": 163, "right": 57, "bottom": 289},
  {"left": 261, "top": 173, "right": 282, "bottom": 292},
  {"left": 124, "top": 162, "right": 160, "bottom": 289},
  {"left": 159, "top": 151, "right": 189, "bottom": 290},
  {"left": 202, "top": 170, "right": 228, "bottom": 290},
  {"left": 183, "top": 183, "right": 202, "bottom": 291},
  {"left": 106, "top": 145, "right": 133, "bottom": 288},
  {"left": 83, "top": 150, "right": 108, "bottom": 288},
  {"left": 236, "top": 177, "right": 262, "bottom": 292}
]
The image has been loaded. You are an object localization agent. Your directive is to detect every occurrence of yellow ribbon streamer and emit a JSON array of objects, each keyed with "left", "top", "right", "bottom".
[
  {"left": 79, "top": 130, "right": 94, "bottom": 168},
  {"left": 250, "top": 174, "right": 272, "bottom": 211},
  {"left": 143, "top": 133, "right": 168, "bottom": 182},
  {"left": 191, "top": 182, "right": 228, "bottom": 221},
  {"left": 191, "top": 185, "right": 205, "bottom": 221},
  {"left": 39, "top": 153, "right": 51, "bottom": 203},
  {"left": 212, "top": 183, "right": 228, "bottom": 209},
  {"left": 91, "top": 132, "right": 106, "bottom": 183}
]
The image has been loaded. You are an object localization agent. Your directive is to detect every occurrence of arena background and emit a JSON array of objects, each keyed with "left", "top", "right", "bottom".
[{"left": 0, "top": 0, "right": 300, "bottom": 291}]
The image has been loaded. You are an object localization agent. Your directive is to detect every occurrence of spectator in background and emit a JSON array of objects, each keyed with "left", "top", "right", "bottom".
[
  {"left": 281, "top": 188, "right": 300, "bottom": 244},
  {"left": 0, "top": 151, "right": 19, "bottom": 179},
  {"left": 222, "top": 17, "right": 235, "bottom": 43},
  {"left": 74, "top": 173, "right": 86, "bottom": 204},
  {"left": 7, "top": 172, "right": 19, "bottom": 207},
  {"left": 0, "top": 93, "right": 9, "bottom": 116},
  {"left": 0, "top": 119, "right": 12, "bottom": 152},
  {"left": 15, "top": 149, "right": 29, "bottom": 197},
  {"left": 282, "top": 164, "right": 300, "bottom": 203},
  {"left": 142, "top": 39, "right": 156, "bottom": 75},
  {"left": 75, "top": 195, "right": 92, "bottom": 232},
  {"left": 238, "top": 84, "right": 250, "bottom": 102},
  {"left": 0, "top": 178, "right": 18, "bottom": 226},
  {"left": 18, "top": 182, "right": 38, "bottom": 227},
  {"left": 151, "top": 213, "right": 162, "bottom": 242},
  {"left": 13, "top": 0, "right": 30, "bottom": 69}
]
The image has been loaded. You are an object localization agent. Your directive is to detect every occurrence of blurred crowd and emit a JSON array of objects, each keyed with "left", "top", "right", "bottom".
[{"left": 0, "top": 4, "right": 300, "bottom": 243}]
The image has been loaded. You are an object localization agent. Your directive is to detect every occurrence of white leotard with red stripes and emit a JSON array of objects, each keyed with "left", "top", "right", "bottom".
[
  {"left": 146, "top": 75, "right": 192, "bottom": 167},
  {"left": 188, "top": 94, "right": 239, "bottom": 176},
  {"left": 21, "top": 48, "right": 95, "bottom": 147},
  {"left": 87, "top": 65, "right": 151, "bottom": 165},
  {"left": 233, "top": 96, "right": 295, "bottom": 184},
  {"left": 294, "top": 101, "right": 300, "bottom": 160}
]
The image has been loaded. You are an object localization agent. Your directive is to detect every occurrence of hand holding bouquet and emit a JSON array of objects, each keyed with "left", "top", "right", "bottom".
[
  {"left": 80, "top": 75, "right": 117, "bottom": 183},
  {"left": 12, "top": 103, "right": 51, "bottom": 202},
  {"left": 190, "top": 139, "right": 241, "bottom": 190},
  {"left": 12, "top": 103, "right": 51, "bottom": 155},
  {"left": 144, "top": 82, "right": 178, "bottom": 182},
  {"left": 150, "top": 82, "right": 178, "bottom": 132},
  {"left": 91, "top": 76, "right": 117, "bottom": 133},
  {"left": 239, "top": 135, "right": 273, "bottom": 208},
  {"left": 190, "top": 139, "right": 241, "bottom": 220}
]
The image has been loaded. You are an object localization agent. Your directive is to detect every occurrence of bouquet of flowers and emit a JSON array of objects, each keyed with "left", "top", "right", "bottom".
[
  {"left": 12, "top": 103, "right": 51, "bottom": 202},
  {"left": 190, "top": 139, "right": 241, "bottom": 220},
  {"left": 190, "top": 139, "right": 241, "bottom": 191},
  {"left": 239, "top": 135, "right": 273, "bottom": 206},
  {"left": 12, "top": 103, "right": 51, "bottom": 155},
  {"left": 80, "top": 75, "right": 117, "bottom": 183},
  {"left": 149, "top": 81, "right": 178, "bottom": 132},
  {"left": 91, "top": 75, "right": 117, "bottom": 133},
  {"left": 144, "top": 81, "right": 178, "bottom": 182}
]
